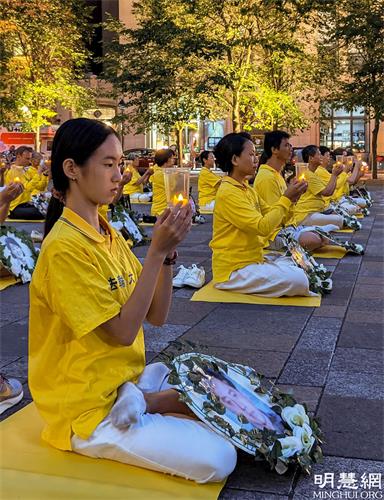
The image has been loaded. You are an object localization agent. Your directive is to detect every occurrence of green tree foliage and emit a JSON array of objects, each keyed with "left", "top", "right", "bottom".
[
  {"left": 317, "top": 0, "right": 384, "bottom": 177},
  {"left": 102, "top": 0, "right": 324, "bottom": 153},
  {"left": 0, "top": 0, "right": 94, "bottom": 150}
]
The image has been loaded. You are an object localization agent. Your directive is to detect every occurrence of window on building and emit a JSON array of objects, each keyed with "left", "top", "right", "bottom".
[{"left": 320, "top": 105, "right": 367, "bottom": 152}]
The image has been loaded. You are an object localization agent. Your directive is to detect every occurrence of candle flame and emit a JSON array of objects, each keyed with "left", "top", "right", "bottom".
[
  {"left": 299, "top": 174, "right": 306, "bottom": 181},
  {"left": 14, "top": 176, "right": 21, "bottom": 182},
  {"left": 172, "top": 193, "right": 188, "bottom": 206}
]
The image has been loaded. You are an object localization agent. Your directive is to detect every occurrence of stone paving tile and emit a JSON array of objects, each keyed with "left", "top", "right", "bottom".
[
  {"left": 143, "top": 323, "right": 191, "bottom": 352},
  {"left": 317, "top": 395, "right": 384, "bottom": 460},
  {"left": 0, "top": 356, "right": 28, "bottom": 381},
  {"left": 294, "top": 317, "right": 342, "bottom": 352},
  {"left": 278, "top": 351, "right": 333, "bottom": 386},
  {"left": 203, "top": 347, "right": 289, "bottom": 378},
  {"left": 1, "top": 320, "right": 29, "bottom": 356},
  {"left": 312, "top": 305, "right": 347, "bottom": 318},
  {"left": 173, "top": 287, "right": 196, "bottom": 299},
  {"left": 324, "top": 371, "right": 384, "bottom": 400},
  {"left": 345, "top": 309, "right": 384, "bottom": 324},
  {"left": 331, "top": 347, "right": 384, "bottom": 374},
  {"left": 294, "top": 457, "right": 384, "bottom": 498},
  {"left": 165, "top": 297, "right": 218, "bottom": 325},
  {"left": 0, "top": 357, "right": 20, "bottom": 369},
  {"left": 224, "top": 452, "right": 298, "bottom": 496},
  {"left": 338, "top": 322, "right": 384, "bottom": 350},
  {"left": 220, "top": 490, "right": 288, "bottom": 500},
  {"left": 276, "top": 385, "right": 322, "bottom": 413},
  {"left": 351, "top": 284, "right": 383, "bottom": 299}
]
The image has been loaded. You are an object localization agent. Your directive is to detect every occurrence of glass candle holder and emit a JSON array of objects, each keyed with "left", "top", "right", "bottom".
[
  {"left": 335, "top": 155, "right": 345, "bottom": 166},
  {"left": 346, "top": 156, "right": 354, "bottom": 168},
  {"left": 295, "top": 163, "right": 308, "bottom": 181},
  {"left": 163, "top": 167, "right": 190, "bottom": 207}
]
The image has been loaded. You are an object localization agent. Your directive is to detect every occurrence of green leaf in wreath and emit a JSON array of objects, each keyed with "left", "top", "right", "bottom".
[
  {"left": 167, "top": 372, "right": 181, "bottom": 385},
  {"left": 275, "top": 459, "right": 288, "bottom": 475},
  {"left": 187, "top": 372, "right": 203, "bottom": 384}
]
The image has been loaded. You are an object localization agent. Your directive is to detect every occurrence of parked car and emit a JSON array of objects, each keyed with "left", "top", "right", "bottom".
[{"left": 123, "top": 148, "right": 155, "bottom": 174}]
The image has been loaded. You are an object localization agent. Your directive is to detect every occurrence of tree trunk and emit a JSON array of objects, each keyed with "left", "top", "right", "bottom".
[
  {"left": 232, "top": 93, "right": 241, "bottom": 132},
  {"left": 176, "top": 127, "right": 183, "bottom": 166},
  {"left": 35, "top": 126, "right": 40, "bottom": 152},
  {"left": 371, "top": 115, "right": 380, "bottom": 180}
]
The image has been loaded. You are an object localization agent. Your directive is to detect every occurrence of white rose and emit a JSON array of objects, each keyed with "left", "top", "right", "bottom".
[
  {"left": 293, "top": 423, "right": 315, "bottom": 454},
  {"left": 111, "top": 221, "right": 123, "bottom": 231},
  {"left": 281, "top": 404, "right": 309, "bottom": 429},
  {"left": 278, "top": 436, "right": 303, "bottom": 459}
]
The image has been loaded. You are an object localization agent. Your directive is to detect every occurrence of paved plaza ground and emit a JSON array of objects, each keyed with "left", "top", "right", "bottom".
[{"left": 1, "top": 181, "right": 383, "bottom": 499}]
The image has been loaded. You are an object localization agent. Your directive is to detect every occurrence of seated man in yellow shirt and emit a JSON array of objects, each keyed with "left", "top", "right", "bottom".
[
  {"left": 198, "top": 151, "right": 222, "bottom": 211},
  {"left": 293, "top": 145, "right": 344, "bottom": 228},
  {"left": 150, "top": 149, "right": 175, "bottom": 217},
  {"left": 210, "top": 132, "right": 312, "bottom": 297},
  {"left": 254, "top": 131, "right": 335, "bottom": 252},
  {"left": 5, "top": 146, "right": 48, "bottom": 219},
  {"left": 318, "top": 147, "right": 366, "bottom": 212}
]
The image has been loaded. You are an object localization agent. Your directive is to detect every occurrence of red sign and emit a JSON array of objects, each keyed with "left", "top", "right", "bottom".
[{"left": 1, "top": 132, "right": 36, "bottom": 146}]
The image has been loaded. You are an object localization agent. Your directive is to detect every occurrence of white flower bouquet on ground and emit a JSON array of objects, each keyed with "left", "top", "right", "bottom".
[
  {"left": 0, "top": 226, "right": 38, "bottom": 283},
  {"left": 110, "top": 205, "right": 148, "bottom": 247},
  {"left": 161, "top": 347, "right": 323, "bottom": 475},
  {"left": 329, "top": 202, "right": 362, "bottom": 231},
  {"left": 314, "top": 227, "right": 364, "bottom": 255},
  {"left": 279, "top": 229, "right": 332, "bottom": 295},
  {"left": 30, "top": 191, "right": 52, "bottom": 217}
]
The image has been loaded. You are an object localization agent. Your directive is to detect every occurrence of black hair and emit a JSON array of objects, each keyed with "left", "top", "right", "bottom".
[
  {"left": 154, "top": 148, "right": 174, "bottom": 167},
  {"left": 263, "top": 131, "right": 290, "bottom": 159},
  {"left": 319, "top": 146, "right": 330, "bottom": 156},
  {"left": 214, "top": 132, "right": 252, "bottom": 173},
  {"left": 44, "top": 118, "right": 119, "bottom": 238},
  {"left": 199, "top": 150, "right": 212, "bottom": 166},
  {"left": 302, "top": 145, "right": 319, "bottom": 163},
  {"left": 15, "top": 146, "right": 32, "bottom": 157},
  {"left": 258, "top": 151, "right": 269, "bottom": 167}
]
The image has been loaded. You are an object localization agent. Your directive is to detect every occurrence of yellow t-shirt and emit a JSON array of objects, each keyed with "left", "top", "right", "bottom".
[
  {"left": 293, "top": 169, "right": 327, "bottom": 225},
  {"left": 253, "top": 164, "right": 294, "bottom": 227},
  {"left": 210, "top": 176, "right": 292, "bottom": 282},
  {"left": 29, "top": 207, "right": 145, "bottom": 451},
  {"left": 123, "top": 168, "right": 143, "bottom": 195},
  {"left": 150, "top": 165, "right": 167, "bottom": 216},
  {"left": 198, "top": 167, "right": 221, "bottom": 206},
  {"left": 5, "top": 166, "right": 49, "bottom": 211},
  {"left": 315, "top": 166, "right": 348, "bottom": 204}
]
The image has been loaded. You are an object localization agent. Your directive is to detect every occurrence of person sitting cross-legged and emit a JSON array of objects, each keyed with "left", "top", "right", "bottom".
[
  {"left": 292, "top": 145, "right": 344, "bottom": 228},
  {"left": 210, "top": 132, "right": 313, "bottom": 297},
  {"left": 254, "top": 131, "right": 337, "bottom": 252},
  {"left": 29, "top": 118, "right": 237, "bottom": 483}
]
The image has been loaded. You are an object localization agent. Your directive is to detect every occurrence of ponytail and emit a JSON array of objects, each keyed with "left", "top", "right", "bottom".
[{"left": 44, "top": 197, "right": 64, "bottom": 238}]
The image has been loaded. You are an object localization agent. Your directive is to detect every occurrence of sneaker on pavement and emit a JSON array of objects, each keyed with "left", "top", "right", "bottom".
[
  {"left": 0, "top": 374, "right": 23, "bottom": 415},
  {"left": 183, "top": 264, "right": 205, "bottom": 288},
  {"left": 172, "top": 265, "right": 190, "bottom": 288}
]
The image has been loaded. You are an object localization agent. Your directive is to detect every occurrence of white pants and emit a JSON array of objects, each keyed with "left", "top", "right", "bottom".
[
  {"left": 215, "top": 254, "right": 312, "bottom": 297},
  {"left": 200, "top": 200, "right": 215, "bottom": 211},
  {"left": 71, "top": 363, "right": 237, "bottom": 483},
  {"left": 339, "top": 196, "right": 366, "bottom": 214},
  {"left": 301, "top": 212, "right": 344, "bottom": 228}
]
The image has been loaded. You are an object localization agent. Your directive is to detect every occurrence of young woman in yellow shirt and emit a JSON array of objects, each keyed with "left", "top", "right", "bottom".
[
  {"left": 197, "top": 151, "right": 222, "bottom": 211},
  {"left": 210, "top": 132, "right": 313, "bottom": 297},
  {"left": 29, "top": 118, "right": 236, "bottom": 483}
]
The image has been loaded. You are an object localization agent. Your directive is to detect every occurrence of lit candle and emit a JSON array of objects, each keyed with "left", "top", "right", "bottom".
[
  {"left": 172, "top": 193, "right": 188, "bottom": 206},
  {"left": 14, "top": 176, "right": 21, "bottom": 182},
  {"left": 299, "top": 174, "right": 306, "bottom": 182}
]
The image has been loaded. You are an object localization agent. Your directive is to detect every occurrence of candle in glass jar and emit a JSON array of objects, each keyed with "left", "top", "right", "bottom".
[
  {"left": 295, "top": 163, "right": 308, "bottom": 180},
  {"left": 14, "top": 176, "right": 21, "bottom": 182}
]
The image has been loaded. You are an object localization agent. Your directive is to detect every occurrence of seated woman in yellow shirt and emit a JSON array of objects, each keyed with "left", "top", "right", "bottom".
[
  {"left": 123, "top": 162, "right": 153, "bottom": 202},
  {"left": 293, "top": 145, "right": 344, "bottom": 228},
  {"left": 150, "top": 149, "right": 175, "bottom": 216},
  {"left": 198, "top": 151, "right": 222, "bottom": 211},
  {"left": 5, "top": 146, "right": 48, "bottom": 220},
  {"left": 30, "top": 118, "right": 236, "bottom": 483},
  {"left": 210, "top": 132, "right": 312, "bottom": 297},
  {"left": 254, "top": 131, "right": 335, "bottom": 252}
]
